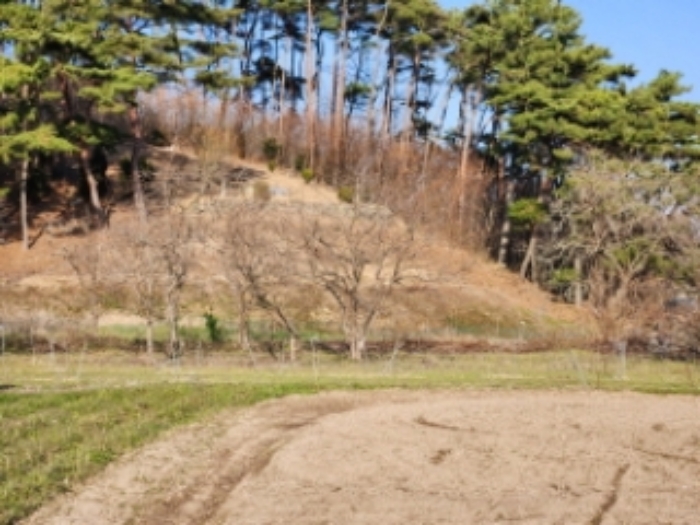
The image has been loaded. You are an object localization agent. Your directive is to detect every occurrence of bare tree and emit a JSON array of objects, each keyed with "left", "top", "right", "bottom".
[
  {"left": 212, "top": 202, "right": 305, "bottom": 360},
  {"left": 301, "top": 207, "right": 416, "bottom": 360},
  {"left": 112, "top": 222, "right": 163, "bottom": 356},
  {"left": 189, "top": 125, "right": 232, "bottom": 203},
  {"left": 155, "top": 211, "right": 191, "bottom": 359},
  {"left": 63, "top": 237, "right": 105, "bottom": 334}
]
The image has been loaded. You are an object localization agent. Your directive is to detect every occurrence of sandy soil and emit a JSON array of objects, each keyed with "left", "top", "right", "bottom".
[{"left": 24, "top": 390, "right": 700, "bottom": 525}]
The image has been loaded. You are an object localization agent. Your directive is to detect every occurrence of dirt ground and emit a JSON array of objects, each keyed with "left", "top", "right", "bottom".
[{"left": 24, "top": 389, "right": 700, "bottom": 525}]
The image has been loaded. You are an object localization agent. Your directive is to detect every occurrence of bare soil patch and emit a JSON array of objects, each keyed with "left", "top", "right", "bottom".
[{"left": 24, "top": 390, "right": 700, "bottom": 525}]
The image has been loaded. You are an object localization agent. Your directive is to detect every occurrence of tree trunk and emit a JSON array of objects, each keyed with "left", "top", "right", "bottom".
[
  {"left": 19, "top": 83, "right": 31, "bottom": 251},
  {"left": 457, "top": 86, "right": 471, "bottom": 241},
  {"left": 608, "top": 275, "right": 631, "bottom": 316},
  {"left": 458, "top": 86, "right": 482, "bottom": 245},
  {"left": 304, "top": 0, "right": 316, "bottom": 174},
  {"left": 350, "top": 329, "right": 367, "bottom": 361},
  {"left": 573, "top": 254, "right": 583, "bottom": 307},
  {"left": 79, "top": 147, "right": 104, "bottom": 221},
  {"left": 381, "top": 46, "right": 396, "bottom": 143},
  {"left": 519, "top": 226, "right": 538, "bottom": 280},
  {"left": 128, "top": 105, "right": 148, "bottom": 223},
  {"left": 218, "top": 89, "right": 231, "bottom": 136},
  {"left": 166, "top": 287, "right": 180, "bottom": 359},
  {"left": 237, "top": 289, "right": 250, "bottom": 350},
  {"left": 235, "top": 103, "right": 248, "bottom": 159},
  {"left": 418, "top": 141, "right": 431, "bottom": 221},
  {"left": 146, "top": 317, "right": 154, "bottom": 356},
  {"left": 20, "top": 156, "right": 29, "bottom": 251},
  {"left": 289, "top": 33, "right": 298, "bottom": 114},
  {"left": 497, "top": 178, "right": 514, "bottom": 265},
  {"left": 367, "top": 0, "right": 390, "bottom": 139},
  {"left": 366, "top": 41, "right": 384, "bottom": 140},
  {"left": 435, "top": 81, "right": 454, "bottom": 143},
  {"left": 275, "top": 58, "right": 286, "bottom": 144},
  {"left": 402, "top": 50, "right": 420, "bottom": 145},
  {"left": 331, "top": 0, "right": 348, "bottom": 185},
  {"left": 376, "top": 45, "right": 397, "bottom": 192},
  {"left": 289, "top": 335, "right": 298, "bottom": 362},
  {"left": 346, "top": 309, "right": 369, "bottom": 361},
  {"left": 349, "top": 331, "right": 360, "bottom": 361},
  {"left": 314, "top": 28, "right": 324, "bottom": 127},
  {"left": 614, "top": 339, "right": 628, "bottom": 380}
]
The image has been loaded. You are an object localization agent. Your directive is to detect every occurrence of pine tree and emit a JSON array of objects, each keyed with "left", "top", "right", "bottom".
[
  {"left": 616, "top": 70, "right": 700, "bottom": 161},
  {"left": 0, "top": 1, "right": 76, "bottom": 249},
  {"left": 455, "top": 0, "right": 637, "bottom": 268},
  {"left": 95, "top": 0, "right": 237, "bottom": 221}
]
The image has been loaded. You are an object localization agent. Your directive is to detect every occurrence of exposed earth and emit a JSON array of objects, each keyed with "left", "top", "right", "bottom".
[{"left": 24, "top": 390, "right": 700, "bottom": 525}]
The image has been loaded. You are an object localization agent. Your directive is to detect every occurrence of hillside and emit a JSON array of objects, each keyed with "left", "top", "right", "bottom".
[{"left": 0, "top": 150, "right": 592, "bottom": 350}]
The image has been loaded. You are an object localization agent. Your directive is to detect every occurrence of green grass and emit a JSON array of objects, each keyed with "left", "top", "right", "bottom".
[
  {"left": 0, "top": 381, "right": 328, "bottom": 524},
  {"left": 0, "top": 349, "right": 698, "bottom": 524},
  {"left": 96, "top": 321, "right": 339, "bottom": 346},
  {"left": 97, "top": 323, "right": 211, "bottom": 343}
]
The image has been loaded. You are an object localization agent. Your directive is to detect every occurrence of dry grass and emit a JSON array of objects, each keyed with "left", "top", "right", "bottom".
[
  {"left": 0, "top": 155, "right": 592, "bottom": 341},
  {"left": 1, "top": 349, "right": 698, "bottom": 394}
]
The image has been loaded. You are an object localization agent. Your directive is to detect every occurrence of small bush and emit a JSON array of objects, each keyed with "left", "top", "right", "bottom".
[
  {"left": 262, "top": 137, "right": 281, "bottom": 162},
  {"left": 267, "top": 160, "right": 277, "bottom": 172},
  {"left": 338, "top": 185, "right": 355, "bottom": 204},
  {"left": 294, "top": 154, "right": 306, "bottom": 172},
  {"left": 203, "top": 312, "right": 224, "bottom": 343},
  {"left": 301, "top": 168, "right": 314, "bottom": 184}
]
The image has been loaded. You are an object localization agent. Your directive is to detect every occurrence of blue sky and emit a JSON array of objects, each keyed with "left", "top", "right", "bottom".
[{"left": 439, "top": 0, "right": 700, "bottom": 101}]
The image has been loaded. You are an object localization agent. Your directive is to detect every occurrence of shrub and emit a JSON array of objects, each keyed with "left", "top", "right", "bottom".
[
  {"left": 301, "top": 168, "right": 314, "bottom": 184},
  {"left": 338, "top": 185, "right": 355, "bottom": 204},
  {"left": 203, "top": 312, "right": 224, "bottom": 343},
  {"left": 262, "top": 137, "right": 281, "bottom": 163}
]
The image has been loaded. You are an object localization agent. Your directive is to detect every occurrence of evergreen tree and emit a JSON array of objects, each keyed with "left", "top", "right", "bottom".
[
  {"left": 455, "top": 0, "right": 637, "bottom": 268},
  {"left": 616, "top": 70, "right": 700, "bottom": 161},
  {"left": 0, "top": 1, "right": 76, "bottom": 249}
]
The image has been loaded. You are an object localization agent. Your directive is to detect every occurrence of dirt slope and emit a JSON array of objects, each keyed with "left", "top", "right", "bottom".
[
  {"left": 24, "top": 390, "right": 700, "bottom": 524},
  {"left": 0, "top": 154, "right": 585, "bottom": 332}
]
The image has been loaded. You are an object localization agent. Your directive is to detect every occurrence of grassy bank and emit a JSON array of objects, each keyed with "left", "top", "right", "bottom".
[{"left": 1, "top": 349, "right": 699, "bottom": 523}]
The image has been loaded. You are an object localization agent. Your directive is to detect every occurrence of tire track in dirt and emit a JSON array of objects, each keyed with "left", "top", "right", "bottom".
[
  {"left": 23, "top": 392, "right": 376, "bottom": 525},
  {"left": 129, "top": 411, "right": 344, "bottom": 525},
  {"left": 589, "top": 463, "right": 630, "bottom": 525}
]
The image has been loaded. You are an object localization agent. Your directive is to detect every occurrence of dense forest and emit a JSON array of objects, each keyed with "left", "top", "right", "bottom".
[{"left": 1, "top": 0, "right": 700, "bottom": 341}]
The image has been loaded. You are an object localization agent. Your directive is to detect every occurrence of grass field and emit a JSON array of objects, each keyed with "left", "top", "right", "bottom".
[{"left": 1, "top": 349, "right": 699, "bottom": 524}]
